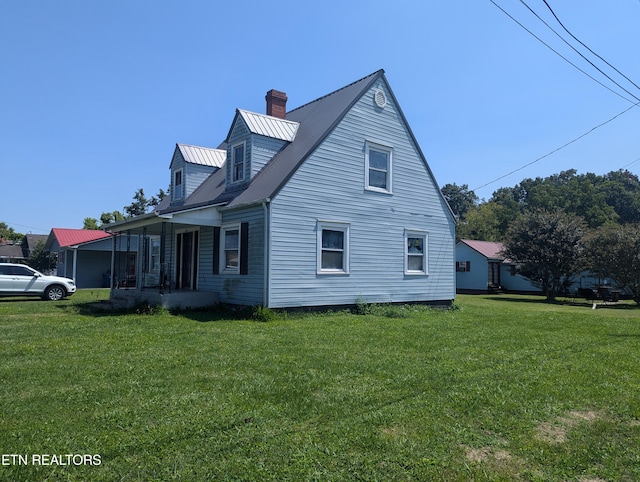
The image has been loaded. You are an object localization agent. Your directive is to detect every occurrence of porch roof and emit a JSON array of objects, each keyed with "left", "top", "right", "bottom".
[{"left": 105, "top": 204, "right": 222, "bottom": 235}]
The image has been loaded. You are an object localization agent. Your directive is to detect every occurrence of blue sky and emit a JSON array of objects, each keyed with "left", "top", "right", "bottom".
[{"left": 2, "top": 1, "right": 639, "bottom": 234}]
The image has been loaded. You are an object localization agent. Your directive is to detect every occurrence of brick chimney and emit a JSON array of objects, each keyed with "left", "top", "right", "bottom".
[{"left": 265, "top": 89, "right": 287, "bottom": 119}]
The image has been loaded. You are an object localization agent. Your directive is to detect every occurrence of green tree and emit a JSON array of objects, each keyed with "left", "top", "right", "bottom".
[
  {"left": 441, "top": 183, "right": 478, "bottom": 219},
  {"left": 26, "top": 241, "right": 56, "bottom": 273},
  {"left": 457, "top": 202, "right": 512, "bottom": 242},
  {"left": 123, "top": 188, "right": 165, "bottom": 218},
  {"left": 83, "top": 218, "right": 99, "bottom": 230},
  {"left": 100, "top": 211, "right": 125, "bottom": 227},
  {"left": 0, "top": 222, "right": 24, "bottom": 243},
  {"left": 502, "top": 209, "right": 586, "bottom": 301},
  {"left": 597, "top": 170, "right": 640, "bottom": 225},
  {"left": 583, "top": 223, "right": 640, "bottom": 304}
]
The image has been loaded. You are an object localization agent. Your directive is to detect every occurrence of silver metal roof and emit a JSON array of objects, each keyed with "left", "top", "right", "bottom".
[
  {"left": 238, "top": 110, "right": 299, "bottom": 142},
  {"left": 178, "top": 144, "right": 226, "bottom": 167}
]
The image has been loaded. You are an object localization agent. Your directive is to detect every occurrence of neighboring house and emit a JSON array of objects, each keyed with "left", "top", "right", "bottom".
[
  {"left": 22, "top": 234, "right": 49, "bottom": 258},
  {"left": 0, "top": 242, "right": 25, "bottom": 263},
  {"left": 44, "top": 228, "right": 139, "bottom": 288},
  {"left": 456, "top": 239, "right": 542, "bottom": 294},
  {"left": 107, "top": 70, "right": 457, "bottom": 309},
  {"left": 0, "top": 234, "right": 48, "bottom": 263}
]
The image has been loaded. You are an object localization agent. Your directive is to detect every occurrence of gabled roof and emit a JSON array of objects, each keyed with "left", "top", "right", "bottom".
[
  {"left": 458, "top": 239, "right": 505, "bottom": 261},
  {"left": 229, "top": 110, "right": 299, "bottom": 142},
  {"left": 0, "top": 244, "right": 25, "bottom": 260},
  {"left": 160, "top": 70, "right": 384, "bottom": 214},
  {"left": 176, "top": 144, "right": 226, "bottom": 168},
  {"left": 24, "top": 234, "right": 48, "bottom": 252},
  {"left": 48, "top": 228, "right": 111, "bottom": 248}
]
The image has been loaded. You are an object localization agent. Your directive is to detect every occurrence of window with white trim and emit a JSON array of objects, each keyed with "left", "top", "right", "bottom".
[
  {"left": 405, "top": 230, "right": 428, "bottom": 275},
  {"left": 148, "top": 236, "right": 161, "bottom": 272},
  {"left": 317, "top": 221, "right": 350, "bottom": 274},
  {"left": 365, "top": 141, "right": 392, "bottom": 193},
  {"left": 232, "top": 143, "right": 245, "bottom": 182},
  {"left": 173, "top": 169, "right": 183, "bottom": 200},
  {"left": 222, "top": 225, "right": 240, "bottom": 273}
]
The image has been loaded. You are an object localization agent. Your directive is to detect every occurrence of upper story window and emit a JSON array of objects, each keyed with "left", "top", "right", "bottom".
[
  {"left": 232, "top": 143, "right": 245, "bottom": 182},
  {"left": 365, "top": 141, "right": 392, "bottom": 193},
  {"left": 405, "top": 230, "right": 428, "bottom": 275},
  {"left": 317, "top": 221, "right": 350, "bottom": 275},
  {"left": 173, "top": 169, "right": 183, "bottom": 200}
]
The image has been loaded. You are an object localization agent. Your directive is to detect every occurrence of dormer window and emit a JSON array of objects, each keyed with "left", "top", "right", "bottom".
[
  {"left": 173, "top": 169, "right": 183, "bottom": 200},
  {"left": 232, "top": 143, "right": 245, "bottom": 182}
]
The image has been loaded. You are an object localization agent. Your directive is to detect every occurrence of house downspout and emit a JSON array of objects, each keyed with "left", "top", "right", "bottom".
[{"left": 262, "top": 200, "right": 270, "bottom": 308}]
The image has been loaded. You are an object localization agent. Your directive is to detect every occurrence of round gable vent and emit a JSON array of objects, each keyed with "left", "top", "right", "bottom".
[{"left": 374, "top": 89, "right": 387, "bottom": 108}]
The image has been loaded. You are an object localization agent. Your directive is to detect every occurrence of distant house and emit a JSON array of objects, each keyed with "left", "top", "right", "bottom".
[
  {"left": 45, "top": 228, "right": 139, "bottom": 288},
  {"left": 22, "top": 234, "right": 49, "bottom": 257},
  {"left": 456, "top": 239, "right": 541, "bottom": 294},
  {"left": 0, "top": 242, "right": 25, "bottom": 263},
  {"left": 0, "top": 234, "right": 48, "bottom": 263},
  {"left": 107, "top": 70, "right": 457, "bottom": 309}
]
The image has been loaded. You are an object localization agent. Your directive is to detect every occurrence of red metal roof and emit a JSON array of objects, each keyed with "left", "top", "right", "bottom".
[
  {"left": 51, "top": 228, "right": 111, "bottom": 248},
  {"left": 459, "top": 239, "right": 505, "bottom": 260}
]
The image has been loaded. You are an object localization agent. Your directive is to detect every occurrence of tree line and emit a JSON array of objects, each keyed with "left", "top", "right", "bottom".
[
  {"left": 82, "top": 188, "right": 167, "bottom": 230},
  {"left": 442, "top": 169, "right": 640, "bottom": 303}
]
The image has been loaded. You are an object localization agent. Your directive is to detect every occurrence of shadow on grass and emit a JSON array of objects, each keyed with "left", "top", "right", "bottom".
[
  {"left": 483, "top": 295, "right": 639, "bottom": 310},
  {"left": 54, "top": 298, "right": 258, "bottom": 322},
  {"left": 0, "top": 297, "right": 44, "bottom": 303}
]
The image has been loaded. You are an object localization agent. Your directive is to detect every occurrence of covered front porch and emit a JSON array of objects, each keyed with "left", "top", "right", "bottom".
[{"left": 106, "top": 206, "right": 221, "bottom": 309}]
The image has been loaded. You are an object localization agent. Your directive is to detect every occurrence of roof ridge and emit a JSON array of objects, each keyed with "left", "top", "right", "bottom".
[
  {"left": 237, "top": 109, "right": 300, "bottom": 125},
  {"left": 177, "top": 143, "right": 225, "bottom": 151},
  {"left": 286, "top": 69, "right": 384, "bottom": 115}
]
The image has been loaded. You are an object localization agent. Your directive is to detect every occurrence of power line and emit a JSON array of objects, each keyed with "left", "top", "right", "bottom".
[
  {"left": 622, "top": 156, "right": 640, "bottom": 170},
  {"left": 540, "top": 0, "right": 640, "bottom": 97},
  {"left": 487, "top": 0, "right": 636, "bottom": 103},
  {"left": 472, "top": 101, "right": 640, "bottom": 192},
  {"left": 517, "top": 0, "right": 640, "bottom": 102}
]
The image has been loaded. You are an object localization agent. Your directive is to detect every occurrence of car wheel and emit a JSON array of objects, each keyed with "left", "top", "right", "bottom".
[{"left": 44, "top": 285, "right": 65, "bottom": 301}]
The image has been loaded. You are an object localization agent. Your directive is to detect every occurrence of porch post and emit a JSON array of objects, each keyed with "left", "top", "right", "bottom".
[
  {"left": 159, "top": 222, "right": 166, "bottom": 294},
  {"left": 110, "top": 234, "right": 116, "bottom": 291},
  {"left": 141, "top": 226, "right": 147, "bottom": 290},
  {"left": 126, "top": 230, "right": 131, "bottom": 289}
]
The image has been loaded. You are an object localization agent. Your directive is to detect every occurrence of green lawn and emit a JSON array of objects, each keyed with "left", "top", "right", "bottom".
[{"left": 1, "top": 290, "right": 639, "bottom": 481}]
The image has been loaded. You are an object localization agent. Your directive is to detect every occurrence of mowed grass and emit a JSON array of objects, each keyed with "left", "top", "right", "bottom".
[{"left": 1, "top": 291, "right": 639, "bottom": 481}]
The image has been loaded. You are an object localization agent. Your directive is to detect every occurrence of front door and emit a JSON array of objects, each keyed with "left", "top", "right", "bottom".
[
  {"left": 489, "top": 262, "right": 501, "bottom": 288},
  {"left": 175, "top": 231, "right": 199, "bottom": 290}
]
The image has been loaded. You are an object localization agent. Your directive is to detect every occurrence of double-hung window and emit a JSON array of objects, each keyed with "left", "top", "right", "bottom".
[
  {"left": 148, "top": 236, "right": 160, "bottom": 273},
  {"left": 222, "top": 226, "right": 240, "bottom": 273},
  {"left": 173, "top": 169, "right": 183, "bottom": 200},
  {"left": 232, "top": 143, "right": 245, "bottom": 182},
  {"left": 405, "top": 230, "right": 428, "bottom": 275},
  {"left": 365, "top": 141, "right": 392, "bottom": 193},
  {"left": 317, "top": 221, "right": 350, "bottom": 274}
]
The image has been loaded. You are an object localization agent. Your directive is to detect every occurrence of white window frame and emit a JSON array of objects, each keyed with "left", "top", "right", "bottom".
[
  {"left": 404, "top": 229, "right": 428, "bottom": 276},
  {"left": 148, "top": 236, "right": 161, "bottom": 273},
  {"left": 232, "top": 142, "right": 245, "bottom": 183},
  {"left": 317, "top": 221, "right": 350, "bottom": 275},
  {"left": 365, "top": 141, "right": 393, "bottom": 193},
  {"left": 220, "top": 223, "right": 241, "bottom": 274},
  {"left": 173, "top": 169, "right": 183, "bottom": 200}
]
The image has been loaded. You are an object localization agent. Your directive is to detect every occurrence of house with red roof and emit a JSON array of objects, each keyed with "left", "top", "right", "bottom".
[
  {"left": 45, "top": 228, "right": 138, "bottom": 288},
  {"left": 456, "top": 239, "right": 542, "bottom": 294}
]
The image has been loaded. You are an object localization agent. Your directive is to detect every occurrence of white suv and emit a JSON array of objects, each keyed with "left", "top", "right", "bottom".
[{"left": 0, "top": 263, "right": 76, "bottom": 301}]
